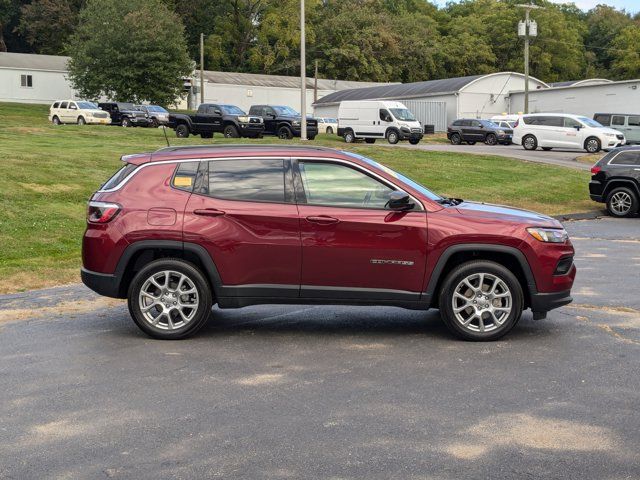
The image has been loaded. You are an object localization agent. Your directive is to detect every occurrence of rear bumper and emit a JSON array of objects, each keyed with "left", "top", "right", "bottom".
[
  {"left": 589, "top": 180, "right": 605, "bottom": 202},
  {"left": 81, "top": 267, "right": 122, "bottom": 298},
  {"left": 530, "top": 289, "right": 573, "bottom": 314}
]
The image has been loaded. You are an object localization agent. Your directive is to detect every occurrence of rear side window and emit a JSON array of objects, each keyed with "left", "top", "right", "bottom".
[
  {"left": 101, "top": 163, "right": 138, "bottom": 190},
  {"left": 629, "top": 116, "right": 640, "bottom": 127},
  {"left": 206, "top": 159, "right": 285, "bottom": 203},
  {"left": 172, "top": 162, "right": 199, "bottom": 192},
  {"left": 612, "top": 115, "right": 626, "bottom": 126},
  {"left": 594, "top": 114, "right": 610, "bottom": 126},
  {"left": 610, "top": 151, "right": 640, "bottom": 166},
  {"left": 452, "top": 120, "right": 462, "bottom": 126}
]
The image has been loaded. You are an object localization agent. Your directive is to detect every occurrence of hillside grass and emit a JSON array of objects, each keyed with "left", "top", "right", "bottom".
[{"left": 0, "top": 102, "right": 594, "bottom": 293}]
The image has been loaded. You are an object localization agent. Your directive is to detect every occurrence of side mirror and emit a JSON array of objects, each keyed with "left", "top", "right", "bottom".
[
  {"left": 574, "top": 125, "right": 581, "bottom": 130},
  {"left": 387, "top": 191, "right": 414, "bottom": 211},
  {"left": 478, "top": 124, "right": 484, "bottom": 128},
  {"left": 268, "top": 113, "right": 276, "bottom": 118},
  {"left": 214, "top": 110, "right": 222, "bottom": 115}
]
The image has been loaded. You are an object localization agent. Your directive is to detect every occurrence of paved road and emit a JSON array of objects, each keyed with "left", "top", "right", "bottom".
[
  {"left": 394, "top": 143, "right": 594, "bottom": 171},
  {"left": 1, "top": 218, "right": 639, "bottom": 479}
]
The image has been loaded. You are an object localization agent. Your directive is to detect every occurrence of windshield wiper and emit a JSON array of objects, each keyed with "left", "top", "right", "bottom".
[{"left": 437, "top": 197, "right": 463, "bottom": 206}]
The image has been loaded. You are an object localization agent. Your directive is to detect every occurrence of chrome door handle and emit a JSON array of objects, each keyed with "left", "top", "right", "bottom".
[
  {"left": 306, "top": 215, "right": 339, "bottom": 225},
  {"left": 194, "top": 208, "right": 226, "bottom": 217}
]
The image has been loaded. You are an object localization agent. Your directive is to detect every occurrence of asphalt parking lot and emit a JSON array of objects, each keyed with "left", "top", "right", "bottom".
[{"left": 1, "top": 217, "right": 638, "bottom": 479}]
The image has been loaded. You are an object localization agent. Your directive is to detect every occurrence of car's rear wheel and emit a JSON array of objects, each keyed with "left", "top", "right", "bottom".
[
  {"left": 224, "top": 125, "right": 239, "bottom": 138},
  {"left": 485, "top": 133, "right": 497, "bottom": 145},
  {"left": 387, "top": 130, "right": 400, "bottom": 144},
  {"left": 606, "top": 187, "right": 638, "bottom": 217},
  {"left": 52, "top": 116, "right": 61, "bottom": 125},
  {"left": 128, "top": 259, "right": 213, "bottom": 340},
  {"left": 326, "top": 126, "right": 333, "bottom": 135},
  {"left": 175, "top": 124, "right": 189, "bottom": 138},
  {"left": 278, "top": 126, "right": 293, "bottom": 139},
  {"left": 344, "top": 129, "right": 355, "bottom": 143},
  {"left": 438, "top": 260, "right": 523, "bottom": 341},
  {"left": 585, "top": 137, "right": 601, "bottom": 154},
  {"left": 522, "top": 134, "right": 537, "bottom": 150},
  {"left": 77, "top": 116, "right": 86, "bottom": 125},
  {"left": 450, "top": 133, "right": 462, "bottom": 145},
  {"left": 365, "top": 138, "right": 376, "bottom": 144}
]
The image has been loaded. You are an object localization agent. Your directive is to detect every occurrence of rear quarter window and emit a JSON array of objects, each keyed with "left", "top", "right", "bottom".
[
  {"left": 172, "top": 162, "right": 199, "bottom": 192},
  {"left": 610, "top": 151, "right": 640, "bottom": 166},
  {"left": 101, "top": 163, "right": 138, "bottom": 190}
]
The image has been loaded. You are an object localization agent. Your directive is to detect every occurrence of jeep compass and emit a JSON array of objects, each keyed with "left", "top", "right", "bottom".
[{"left": 82, "top": 145, "right": 575, "bottom": 341}]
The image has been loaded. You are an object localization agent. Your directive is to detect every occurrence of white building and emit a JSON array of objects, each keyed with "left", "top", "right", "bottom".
[
  {"left": 313, "top": 72, "right": 548, "bottom": 131},
  {"left": 508, "top": 79, "right": 640, "bottom": 117},
  {"left": 0, "top": 52, "right": 391, "bottom": 111}
]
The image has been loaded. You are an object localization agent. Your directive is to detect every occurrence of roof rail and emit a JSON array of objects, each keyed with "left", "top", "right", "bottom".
[{"left": 155, "top": 144, "right": 340, "bottom": 153}]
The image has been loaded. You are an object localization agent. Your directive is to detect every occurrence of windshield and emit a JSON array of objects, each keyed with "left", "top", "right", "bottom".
[
  {"left": 342, "top": 151, "right": 442, "bottom": 201},
  {"left": 483, "top": 120, "right": 499, "bottom": 128},
  {"left": 273, "top": 106, "right": 299, "bottom": 116},
  {"left": 147, "top": 105, "right": 168, "bottom": 113},
  {"left": 390, "top": 108, "right": 416, "bottom": 122},
  {"left": 221, "top": 105, "right": 246, "bottom": 115},
  {"left": 118, "top": 103, "right": 135, "bottom": 110},
  {"left": 578, "top": 117, "right": 603, "bottom": 128},
  {"left": 76, "top": 101, "right": 97, "bottom": 109}
]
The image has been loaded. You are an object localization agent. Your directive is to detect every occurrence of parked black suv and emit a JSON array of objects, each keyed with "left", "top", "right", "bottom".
[
  {"left": 168, "top": 104, "right": 264, "bottom": 139},
  {"left": 98, "top": 102, "right": 152, "bottom": 127},
  {"left": 248, "top": 105, "right": 318, "bottom": 140},
  {"left": 589, "top": 146, "right": 640, "bottom": 217},
  {"left": 447, "top": 119, "right": 512, "bottom": 146}
]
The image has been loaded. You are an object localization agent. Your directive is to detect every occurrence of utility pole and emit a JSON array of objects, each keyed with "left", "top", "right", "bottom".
[
  {"left": 300, "top": 0, "right": 307, "bottom": 141},
  {"left": 516, "top": 3, "right": 541, "bottom": 114},
  {"left": 314, "top": 59, "right": 318, "bottom": 104},
  {"left": 200, "top": 33, "right": 205, "bottom": 106}
]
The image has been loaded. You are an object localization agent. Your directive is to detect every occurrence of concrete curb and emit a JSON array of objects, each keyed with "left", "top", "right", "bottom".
[{"left": 553, "top": 210, "right": 605, "bottom": 221}]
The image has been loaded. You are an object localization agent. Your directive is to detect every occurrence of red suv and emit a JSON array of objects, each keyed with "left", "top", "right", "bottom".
[{"left": 82, "top": 145, "right": 575, "bottom": 341}]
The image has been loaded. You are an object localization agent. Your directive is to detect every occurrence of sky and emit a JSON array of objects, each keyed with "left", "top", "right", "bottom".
[{"left": 433, "top": 0, "right": 639, "bottom": 13}]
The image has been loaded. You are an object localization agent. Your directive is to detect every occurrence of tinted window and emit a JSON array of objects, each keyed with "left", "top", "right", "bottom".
[
  {"left": 629, "top": 116, "right": 640, "bottom": 127},
  {"left": 172, "top": 162, "right": 199, "bottom": 192},
  {"left": 102, "top": 163, "right": 138, "bottom": 190},
  {"left": 564, "top": 117, "right": 582, "bottom": 128},
  {"left": 207, "top": 159, "right": 285, "bottom": 202},
  {"left": 471, "top": 120, "right": 482, "bottom": 127},
  {"left": 542, "top": 116, "right": 563, "bottom": 127},
  {"left": 594, "top": 114, "right": 610, "bottom": 126},
  {"left": 452, "top": 120, "right": 463, "bottom": 126},
  {"left": 612, "top": 115, "right": 625, "bottom": 126},
  {"left": 298, "top": 161, "right": 395, "bottom": 209},
  {"left": 60, "top": 101, "right": 68, "bottom": 109},
  {"left": 610, "top": 151, "right": 640, "bottom": 166},
  {"left": 380, "top": 109, "right": 391, "bottom": 122},
  {"left": 53, "top": 102, "right": 60, "bottom": 108}
]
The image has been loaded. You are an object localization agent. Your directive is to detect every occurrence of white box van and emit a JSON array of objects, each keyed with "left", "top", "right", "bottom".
[
  {"left": 512, "top": 113, "right": 626, "bottom": 153},
  {"left": 337, "top": 100, "right": 423, "bottom": 145}
]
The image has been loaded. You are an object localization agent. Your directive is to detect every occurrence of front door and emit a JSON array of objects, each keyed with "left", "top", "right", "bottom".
[
  {"left": 626, "top": 116, "right": 640, "bottom": 144},
  {"left": 294, "top": 159, "right": 428, "bottom": 301},
  {"left": 183, "top": 158, "right": 301, "bottom": 298},
  {"left": 264, "top": 107, "right": 278, "bottom": 134}
]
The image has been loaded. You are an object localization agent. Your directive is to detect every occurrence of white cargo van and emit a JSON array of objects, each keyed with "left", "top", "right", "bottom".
[{"left": 337, "top": 100, "right": 423, "bottom": 145}]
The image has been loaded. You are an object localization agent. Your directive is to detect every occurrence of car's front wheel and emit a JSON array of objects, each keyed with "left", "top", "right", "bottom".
[
  {"left": 77, "top": 116, "right": 86, "bottom": 125},
  {"left": 585, "top": 137, "right": 601, "bottom": 154},
  {"left": 224, "top": 125, "right": 239, "bottom": 138},
  {"left": 438, "top": 260, "right": 523, "bottom": 341},
  {"left": 122, "top": 117, "right": 131, "bottom": 128},
  {"left": 175, "top": 124, "right": 189, "bottom": 138},
  {"left": 522, "top": 134, "right": 537, "bottom": 150},
  {"left": 409, "top": 138, "right": 420, "bottom": 145},
  {"left": 606, "top": 187, "right": 638, "bottom": 217},
  {"left": 387, "top": 130, "right": 400, "bottom": 144},
  {"left": 278, "top": 126, "right": 293, "bottom": 139},
  {"left": 485, "top": 133, "right": 497, "bottom": 145},
  {"left": 128, "top": 259, "right": 213, "bottom": 340}
]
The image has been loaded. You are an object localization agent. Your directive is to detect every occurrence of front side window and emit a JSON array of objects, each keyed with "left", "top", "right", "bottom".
[
  {"left": 471, "top": 120, "right": 482, "bottom": 127},
  {"left": 564, "top": 117, "right": 582, "bottom": 128},
  {"left": 379, "top": 109, "right": 392, "bottom": 122},
  {"left": 578, "top": 117, "right": 603, "bottom": 128},
  {"left": 612, "top": 115, "right": 626, "bottom": 126},
  {"left": 76, "top": 101, "right": 97, "bottom": 109},
  {"left": 298, "top": 161, "right": 394, "bottom": 209},
  {"left": 273, "top": 106, "right": 299, "bottom": 116},
  {"left": 610, "top": 151, "right": 640, "bottom": 166},
  {"left": 207, "top": 159, "right": 285, "bottom": 203},
  {"left": 628, "top": 116, "right": 640, "bottom": 127},
  {"left": 221, "top": 105, "right": 245, "bottom": 115}
]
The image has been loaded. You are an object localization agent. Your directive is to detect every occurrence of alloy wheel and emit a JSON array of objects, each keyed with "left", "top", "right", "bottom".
[
  {"left": 451, "top": 273, "right": 512, "bottom": 333},
  {"left": 610, "top": 191, "right": 633, "bottom": 216},
  {"left": 138, "top": 270, "right": 199, "bottom": 331}
]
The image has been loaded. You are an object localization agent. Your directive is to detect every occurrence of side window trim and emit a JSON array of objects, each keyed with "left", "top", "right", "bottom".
[{"left": 291, "top": 157, "right": 424, "bottom": 211}]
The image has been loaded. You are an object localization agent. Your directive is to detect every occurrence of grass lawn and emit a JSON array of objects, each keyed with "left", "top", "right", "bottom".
[{"left": 0, "top": 102, "right": 594, "bottom": 293}]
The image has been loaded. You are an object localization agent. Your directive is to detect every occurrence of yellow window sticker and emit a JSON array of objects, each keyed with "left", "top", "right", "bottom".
[{"left": 174, "top": 176, "right": 193, "bottom": 187}]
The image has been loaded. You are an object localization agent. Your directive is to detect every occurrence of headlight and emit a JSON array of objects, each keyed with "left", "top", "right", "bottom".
[
  {"left": 527, "top": 227, "right": 568, "bottom": 243},
  {"left": 237, "top": 116, "right": 250, "bottom": 123},
  {"left": 86, "top": 112, "right": 93, "bottom": 117},
  {"left": 497, "top": 129, "right": 505, "bottom": 135},
  {"left": 292, "top": 120, "right": 301, "bottom": 126},
  {"left": 604, "top": 133, "right": 616, "bottom": 137}
]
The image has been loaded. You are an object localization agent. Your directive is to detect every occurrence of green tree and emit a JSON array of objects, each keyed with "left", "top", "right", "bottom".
[
  {"left": 17, "top": 0, "right": 77, "bottom": 54},
  {"left": 584, "top": 5, "right": 633, "bottom": 74},
  {"left": 610, "top": 24, "right": 640, "bottom": 79},
  {"left": 0, "top": 0, "right": 20, "bottom": 51},
  {"left": 67, "top": 0, "right": 192, "bottom": 105}
]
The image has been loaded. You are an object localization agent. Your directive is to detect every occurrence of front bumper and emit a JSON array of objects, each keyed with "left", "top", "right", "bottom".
[
  {"left": 498, "top": 133, "right": 512, "bottom": 143},
  {"left": 81, "top": 267, "right": 122, "bottom": 298},
  {"left": 239, "top": 123, "right": 265, "bottom": 137},
  {"left": 530, "top": 289, "right": 573, "bottom": 316},
  {"left": 399, "top": 128, "right": 424, "bottom": 141},
  {"left": 291, "top": 125, "right": 319, "bottom": 137},
  {"left": 87, "top": 117, "right": 111, "bottom": 125},
  {"left": 130, "top": 117, "right": 152, "bottom": 127}
]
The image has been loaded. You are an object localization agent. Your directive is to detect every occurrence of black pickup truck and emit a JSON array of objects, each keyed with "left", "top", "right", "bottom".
[
  {"left": 168, "top": 104, "right": 264, "bottom": 139},
  {"left": 248, "top": 105, "right": 318, "bottom": 140}
]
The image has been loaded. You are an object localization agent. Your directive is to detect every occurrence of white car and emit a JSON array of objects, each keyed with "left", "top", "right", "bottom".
[
  {"left": 49, "top": 100, "right": 111, "bottom": 125},
  {"left": 512, "top": 113, "right": 625, "bottom": 153},
  {"left": 317, "top": 117, "right": 338, "bottom": 135}
]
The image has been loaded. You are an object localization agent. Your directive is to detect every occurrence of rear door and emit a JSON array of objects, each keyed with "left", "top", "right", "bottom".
[
  {"left": 183, "top": 157, "right": 301, "bottom": 298},
  {"left": 626, "top": 116, "right": 640, "bottom": 144},
  {"left": 195, "top": 105, "right": 223, "bottom": 133},
  {"left": 294, "top": 158, "right": 428, "bottom": 301}
]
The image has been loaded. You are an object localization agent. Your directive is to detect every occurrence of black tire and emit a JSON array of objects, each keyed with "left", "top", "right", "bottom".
[
  {"left": 77, "top": 116, "right": 86, "bottom": 125},
  {"left": 52, "top": 116, "right": 61, "bottom": 125},
  {"left": 409, "top": 138, "right": 420, "bottom": 145},
  {"left": 485, "top": 133, "right": 497, "bottom": 146},
  {"left": 365, "top": 138, "right": 376, "bottom": 144},
  {"left": 175, "top": 124, "right": 189, "bottom": 138},
  {"left": 151, "top": 118, "right": 159, "bottom": 128},
  {"left": 224, "top": 125, "right": 239, "bottom": 138},
  {"left": 585, "top": 137, "right": 601, "bottom": 154},
  {"left": 450, "top": 133, "right": 462, "bottom": 145},
  {"left": 122, "top": 117, "right": 131, "bottom": 128},
  {"left": 387, "top": 130, "right": 400, "bottom": 145},
  {"left": 278, "top": 126, "right": 293, "bottom": 140},
  {"left": 542, "top": 147, "right": 552, "bottom": 151},
  {"left": 522, "top": 134, "right": 537, "bottom": 150},
  {"left": 344, "top": 129, "right": 355, "bottom": 143},
  {"left": 466, "top": 141, "right": 476, "bottom": 145},
  {"left": 127, "top": 259, "right": 213, "bottom": 340},
  {"left": 326, "top": 126, "right": 333, "bottom": 135},
  {"left": 438, "top": 260, "right": 524, "bottom": 341},
  {"left": 606, "top": 186, "right": 638, "bottom": 218}
]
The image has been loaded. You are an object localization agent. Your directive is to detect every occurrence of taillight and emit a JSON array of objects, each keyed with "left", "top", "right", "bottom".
[
  {"left": 590, "top": 166, "right": 601, "bottom": 174},
  {"left": 87, "top": 201, "right": 121, "bottom": 223},
  {"left": 514, "top": 119, "right": 519, "bottom": 128}
]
